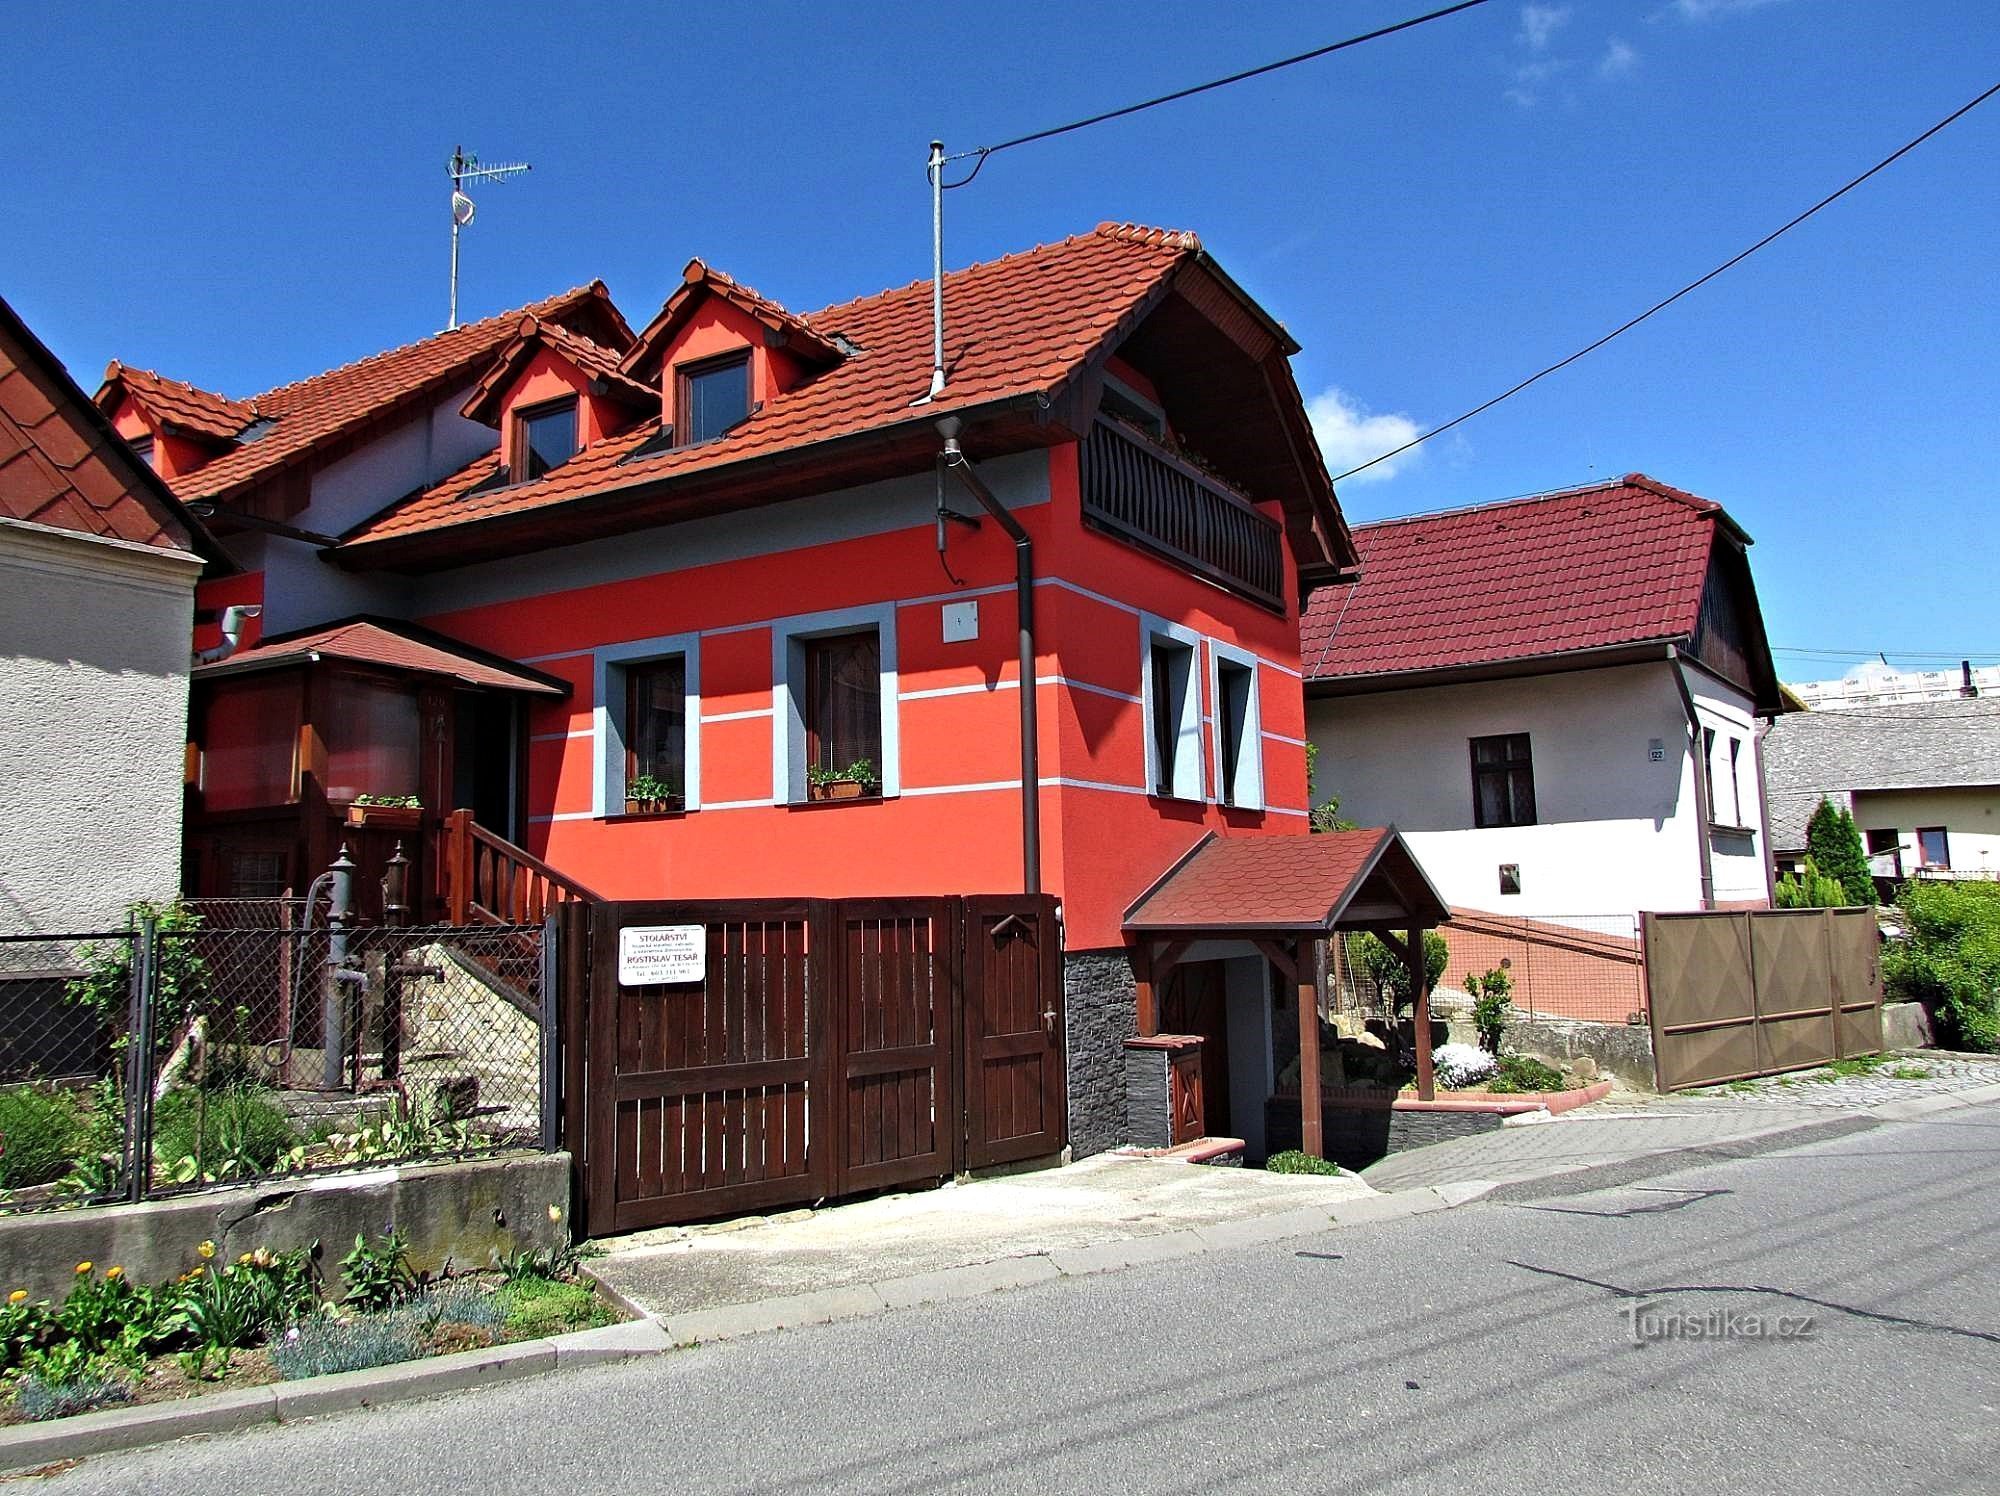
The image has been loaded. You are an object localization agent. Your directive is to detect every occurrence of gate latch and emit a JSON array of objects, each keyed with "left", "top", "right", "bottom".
[{"left": 1042, "top": 1007, "right": 1057, "bottom": 1037}]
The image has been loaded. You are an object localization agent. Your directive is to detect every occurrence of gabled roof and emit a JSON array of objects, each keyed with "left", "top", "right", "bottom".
[
  {"left": 1302, "top": 474, "right": 1754, "bottom": 691},
  {"left": 96, "top": 364, "right": 260, "bottom": 444},
  {"left": 100, "top": 283, "right": 628, "bottom": 507},
  {"left": 0, "top": 293, "right": 224, "bottom": 561},
  {"left": 1763, "top": 696, "right": 2000, "bottom": 852},
  {"left": 191, "top": 615, "right": 566, "bottom": 695},
  {"left": 459, "top": 315, "right": 651, "bottom": 426},
  {"left": 338, "top": 224, "right": 1346, "bottom": 579},
  {"left": 1123, "top": 828, "right": 1448, "bottom": 933},
  {"left": 620, "top": 259, "right": 846, "bottom": 382}
]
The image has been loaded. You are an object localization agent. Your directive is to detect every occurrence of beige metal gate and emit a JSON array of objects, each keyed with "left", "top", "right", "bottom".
[{"left": 1643, "top": 908, "right": 1884, "bottom": 1091}]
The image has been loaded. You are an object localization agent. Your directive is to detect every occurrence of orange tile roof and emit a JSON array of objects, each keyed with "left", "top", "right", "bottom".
[
  {"left": 622, "top": 259, "right": 846, "bottom": 378},
  {"left": 104, "top": 283, "right": 622, "bottom": 507},
  {"left": 1123, "top": 829, "right": 1447, "bottom": 931},
  {"left": 346, "top": 224, "right": 1201, "bottom": 549},
  {"left": 459, "top": 316, "right": 651, "bottom": 426},
  {"left": 193, "top": 616, "right": 565, "bottom": 694},
  {"left": 98, "top": 364, "right": 259, "bottom": 443},
  {"left": 0, "top": 294, "right": 216, "bottom": 556}
]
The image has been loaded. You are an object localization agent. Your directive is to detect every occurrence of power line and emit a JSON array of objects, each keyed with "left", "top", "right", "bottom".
[
  {"left": 1332, "top": 79, "right": 2000, "bottom": 482},
  {"left": 939, "top": 0, "right": 1493, "bottom": 188}
]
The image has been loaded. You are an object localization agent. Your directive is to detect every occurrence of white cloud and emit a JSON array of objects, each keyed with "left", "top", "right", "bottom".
[
  {"left": 1307, "top": 388, "right": 1424, "bottom": 486},
  {"left": 1520, "top": 3, "right": 1572, "bottom": 49},
  {"left": 1599, "top": 38, "right": 1638, "bottom": 76},
  {"left": 1506, "top": 56, "right": 1569, "bottom": 107},
  {"left": 1667, "top": 0, "right": 1784, "bottom": 19}
]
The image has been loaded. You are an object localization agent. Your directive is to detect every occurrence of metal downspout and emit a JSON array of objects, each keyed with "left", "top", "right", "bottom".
[
  {"left": 937, "top": 436, "right": 1041, "bottom": 896},
  {"left": 1669, "top": 646, "right": 1716, "bottom": 910}
]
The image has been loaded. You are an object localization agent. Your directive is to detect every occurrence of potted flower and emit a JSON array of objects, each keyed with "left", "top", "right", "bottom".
[
  {"left": 807, "top": 759, "right": 879, "bottom": 802},
  {"left": 624, "top": 774, "right": 684, "bottom": 816},
  {"left": 345, "top": 794, "right": 422, "bottom": 830}
]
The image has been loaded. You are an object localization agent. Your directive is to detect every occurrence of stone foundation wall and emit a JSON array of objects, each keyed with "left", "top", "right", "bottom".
[
  {"left": 1064, "top": 951, "right": 1138, "bottom": 1158},
  {"left": 1124, "top": 1045, "right": 1172, "bottom": 1150},
  {"left": 1505, "top": 1013, "right": 1658, "bottom": 1090}
]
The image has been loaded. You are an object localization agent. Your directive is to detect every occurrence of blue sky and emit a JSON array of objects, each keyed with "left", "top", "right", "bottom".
[{"left": 7, "top": 2, "right": 1995, "bottom": 681}]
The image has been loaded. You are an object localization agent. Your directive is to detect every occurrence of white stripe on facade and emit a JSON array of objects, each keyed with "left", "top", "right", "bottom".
[{"left": 699, "top": 707, "right": 775, "bottom": 723}]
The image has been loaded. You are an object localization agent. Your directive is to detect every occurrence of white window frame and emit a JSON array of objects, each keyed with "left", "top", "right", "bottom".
[
  {"left": 772, "top": 602, "right": 900, "bottom": 805},
  {"left": 592, "top": 632, "right": 701, "bottom": 817},
  {"left": 1208, "top": 640, "right": 1265, "bottom": 811},
  {"left": 1140, "top": 614, "right": 1203, "bottom": 803}
]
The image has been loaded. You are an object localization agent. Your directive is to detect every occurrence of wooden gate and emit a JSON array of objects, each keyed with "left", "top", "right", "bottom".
[
  {"left": 568, "top": 895, "right": 1061, "bottom": 1234},
  {"left": 1644, "top": 908, "right": 1884, "bottom": 1091}
]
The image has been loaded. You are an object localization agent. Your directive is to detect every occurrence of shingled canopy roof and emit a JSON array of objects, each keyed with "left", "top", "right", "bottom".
[
  {"left": 1124, "top": 828, "right": 1446, "bottom": 935},
  {"left": 192, "top": 616, "right": 567, "bottom": 695}
]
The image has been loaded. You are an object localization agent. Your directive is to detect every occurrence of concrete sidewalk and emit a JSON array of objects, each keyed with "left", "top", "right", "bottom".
[{"left": 587, "top": 1154, "right": 1377, "bottom": 1334}]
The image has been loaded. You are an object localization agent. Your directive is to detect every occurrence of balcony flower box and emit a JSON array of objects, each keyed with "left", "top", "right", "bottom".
[
  {"left": 805, "top": 759, "right": 878, "bottom": 803},
  {"left": 624, "top": 794, "right": 684, "bottom": 816},
  {"left": 808, "top": 779, "right": 867, "bottom": 802},
  {"left": 344, "top": 799, "right": 422, "bottom": 831}
]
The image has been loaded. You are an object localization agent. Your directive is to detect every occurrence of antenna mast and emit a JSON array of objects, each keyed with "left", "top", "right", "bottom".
[{"left": 447, "top": 146, "right": 533, "bottom": 330}]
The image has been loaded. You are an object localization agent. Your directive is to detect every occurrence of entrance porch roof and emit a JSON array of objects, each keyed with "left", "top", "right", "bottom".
[{"left": 1122, "top": 828, "right": 1448, "bottom": 937}]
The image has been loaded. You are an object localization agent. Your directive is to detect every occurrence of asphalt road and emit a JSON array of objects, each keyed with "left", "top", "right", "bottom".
[{"left": 49, "top": 1102, "right": 2000, "bottom": 1495}]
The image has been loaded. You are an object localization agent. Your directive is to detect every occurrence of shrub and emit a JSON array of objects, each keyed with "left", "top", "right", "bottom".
[
  {"left": 1805, "top": 799, "right": 1875, "bottom": 906},
  {"left": 63, "top": 900, "right": 212, "bottom": 1050},
  {"left": 415, "top": 1280, "right": 508, "bottom": 1335},
  {"left": 340, "top": 1229, "right": 417, "bottom": 1312},
  {"left": 1264, "top": 1150, "right": 1342, "bottom": 1176},
  {"left": 1775, "top": 856, "right": 1849, "bottom": 909},
  {"left": 271, "top": 1313, "right": 423, "bottom": 1379},
  {"left": 0, "top": 1085, "right": 87, "bottom": 1189},
  {"left": 153, "top": 1085, "right": 297, "bottom": 1179},
  {"left": 1465, "top": 967, "right": 1514, "bottom": 1052},
  {"left": 1433, "top": 1043, "right": 1497, "bottom": 1090},
  {"left": 1884, "top": 880, "right": 2000, "bottom": 1052},
  {"left": 1486, "top": 1055, "right": 1569, "bottom": 1093},
  {"left": 498, "top": 1276, "right": 612, "bottom": 1337},
  {"left": 1353, "top": 931, "right": 1449, "bottom": 1013},
  {"left": 14, "top": 1366, "right": 131, "bottom": 1422}
]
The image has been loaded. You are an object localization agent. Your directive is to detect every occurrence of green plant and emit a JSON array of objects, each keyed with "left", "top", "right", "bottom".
[
  {"left": 63, "top": 900, "right": 212, "bottom": 1054},
  {"left": 0, "top": 1084, "right": 87, "bottom": 1189},
  {"left": 1264, "top": 1150, "right": 1342, "bottom": 1176},
  {"left": 498, "top": 1275, "right": 612, "bottom": 1337},
  {"left": 806, "top": 759, "right": 879, "bottom": 790},
  {"left": 1303, "top": 742, "right": 1358, "bottom": 834},
  {"left": 1888, "top": 1063, "right": 1931, "bottom": 1080},
  {"left": 624, "top": 774, "right": 680, "bottom": 804},
  {"left": 1353, "top": 931, "right": 1449, "bottom": 1014},
  {"left": 1774, "top": 856, "right": 1848, "bottom": 909},
  {"left": 340, "top": 1229, "right": 417, "bottom": 1313},
  {"left": 1464, "top": 967, "right": 1514, "bottom": 1053},
  {"left": 270, "top": 1312, "right": 423, "bottom": 1379},
  {"left": 14, "top": 1361, "right": 131, "bottom": 1422},
  {"left": 1484, "top": 1054, "right": 1569, "bottom": 1093},
  {"left": 351, "top": 793, "right": 421, "bottom": 808},
  {"left": 1884, "top": 878, "right": 2000, "bottom": 1051},
  {"left": 1804, "top": 799, "right": 1875, "bottom": 906},
  {"left": 175, "top": 1245, "right": 319, "bottom": 1378},
  {"left": 153, "top": 1084, "right": 298, "bottom": 1182}
]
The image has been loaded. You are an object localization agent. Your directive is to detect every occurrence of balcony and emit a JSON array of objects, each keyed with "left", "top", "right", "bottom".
[{"left": 1078, "top": 416, "right": 1286, "bottom": 612}]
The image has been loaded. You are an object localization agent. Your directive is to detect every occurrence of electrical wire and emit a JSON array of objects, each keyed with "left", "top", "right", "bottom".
[
  {"left": 937, "top": 0, "right": 1493, "bottom": 188},
  {"left": 1332, "top": 79, "right": 2000, "bottom": 482}
]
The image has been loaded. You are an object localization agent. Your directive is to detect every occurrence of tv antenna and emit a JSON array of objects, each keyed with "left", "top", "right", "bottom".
[{"left": 447, "top": 146, "right": 532, "bottom": 329}]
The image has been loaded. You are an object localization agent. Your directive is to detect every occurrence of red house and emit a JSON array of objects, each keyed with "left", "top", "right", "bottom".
[{"left": 99, "top": 224, "right": 1449, "bottom": 1168}]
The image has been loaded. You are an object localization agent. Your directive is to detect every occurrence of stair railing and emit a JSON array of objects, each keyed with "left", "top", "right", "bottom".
[{"left": 440, "top": 809, "right": 601, "bottom": 925}]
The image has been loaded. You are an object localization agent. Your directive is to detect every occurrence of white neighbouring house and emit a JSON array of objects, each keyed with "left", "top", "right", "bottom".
[
  {"left": 1301, "top": 474, "right": 1786, "bottom": 926},
  {"left": 0, "top": 295, "right": 224, "bottom": 933}
]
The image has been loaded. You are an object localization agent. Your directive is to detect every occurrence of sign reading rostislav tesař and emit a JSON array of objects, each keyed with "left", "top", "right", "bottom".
[{"left": 617, "top": 924, "right": 707, "bottom": 986}]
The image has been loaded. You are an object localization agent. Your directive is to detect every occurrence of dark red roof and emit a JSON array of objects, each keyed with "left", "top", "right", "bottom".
[
  {"left": 99, "top": 283, "right": 627, "bottom": 507},
  {"left": 1123, "top": 829, "right": 1446, "bottom": 932},
  {"left": 1302, "top": 474, "right": 1733, "bottom": 683},
  {"left": 342, "top": 225, "right": 1213, "bottom": 549},
  {"left": 622, "top": 259, "right": 846, "bottom": 379},
  {"left": 459, "top": 316, "right": 650, "bottom": 426},
  {"left": 193, "top": 617, "right": 564, "bottom": 694},
  {"left": 97, "top": 364, "right": 258, "bottom": 443},
  {"left": 0, "top": 295, "right": 215, "bottom": 555}
]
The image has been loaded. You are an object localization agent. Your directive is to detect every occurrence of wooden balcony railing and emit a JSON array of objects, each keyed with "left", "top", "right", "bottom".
[
  {"left": 441, "top": 808, "right": 601, "bottom": 925},
  {"left": 1078, "top": 416, "right": 1286, "bottom": 612}
]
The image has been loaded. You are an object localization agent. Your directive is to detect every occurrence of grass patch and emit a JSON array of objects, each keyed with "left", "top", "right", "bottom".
[
  {"left": 1483, "top": 1055, "right": 1568, "bottom": 1094},
  {"left": 153, "top": 1085, "right": 298, "bottom": 1177},
  {"left": 1826, "top": 1054, "right": 1890, "bottom": 1078},
  {"left": 14, "top": 1371, "right": 132, "bottom": 1423},
  {"left": 1888, "top": 1064, "right": 1932, "bottom": 1080},
  {"left": 1264, "top": 1150, "right": 1343, "bottom": 1177},
  {"left": 0, "top": 1085, "right": 87, "bottom": 1189},
  {"left": 498, "top": 1275, "right": 613, "bottom": 1338}
]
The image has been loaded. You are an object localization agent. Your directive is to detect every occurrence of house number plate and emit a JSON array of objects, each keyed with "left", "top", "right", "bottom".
[{"left": 618, "top": 925, "right": 707, "bottom": 986}]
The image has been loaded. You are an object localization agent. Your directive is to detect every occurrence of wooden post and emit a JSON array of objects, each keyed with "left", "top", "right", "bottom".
[
  {"left": 1133, "top": 943, "right": 1158, "bottom": 1037},
  {"left": 1294, "top": 939, "right": 1323, "bottom": 1158},
  {"left": 444, "top": 809, "right": 473, "bottom": 924},
  {"left": 1408, "top": 925, "right": 1436, "bottom": 1101}
]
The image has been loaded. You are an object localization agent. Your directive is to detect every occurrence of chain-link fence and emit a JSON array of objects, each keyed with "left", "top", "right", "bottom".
[{"left": 0, "top": 908, "right": 556, "bottom": 1214}]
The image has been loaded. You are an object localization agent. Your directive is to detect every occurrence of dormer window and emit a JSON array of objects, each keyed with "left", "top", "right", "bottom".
[
  {"left": 677, "top": 351, "right": 751, "bottom": 446},
  {"left": 128, "top": 434, "right": 157, "bottom": 471},
  {"left": 515, "top": 396, "right": 578, "bottom": 480}
]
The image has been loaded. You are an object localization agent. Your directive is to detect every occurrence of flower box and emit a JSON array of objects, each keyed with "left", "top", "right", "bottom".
[
  {"left": 623, "top": 795, "right": 684, "bottom": 816},
  {"left": 808, "top": 779, "right": 867, "bottom": 802},
  {"left": 344, "top": 802, "right": 421, "bottom": 830}
]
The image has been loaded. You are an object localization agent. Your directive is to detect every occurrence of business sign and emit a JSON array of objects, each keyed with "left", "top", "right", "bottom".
[{"left": 617, "top": 925, "right": 707, "bottom": 987}]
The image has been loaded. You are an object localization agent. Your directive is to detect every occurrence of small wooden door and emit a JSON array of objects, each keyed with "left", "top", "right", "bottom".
[
  {"left": 1163, "top": 960, "right": 1231, "bottom": 1139},
  {"left": 961, "top": 896, "right": 1065, "bottom": 1169}
]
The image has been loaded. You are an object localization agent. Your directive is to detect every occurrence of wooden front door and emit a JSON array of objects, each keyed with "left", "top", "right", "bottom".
[
  {"left": 961, "top": 895, "right": 1065, "bottom": 1169},
  {"left": 1163, "top": 960, "right": 1231, "bottom": 1139}
]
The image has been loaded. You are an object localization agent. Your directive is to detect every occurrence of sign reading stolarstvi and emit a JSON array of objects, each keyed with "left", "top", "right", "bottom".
[{"left": 617, "top": 925, "right": 707, "bottom": 986}]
